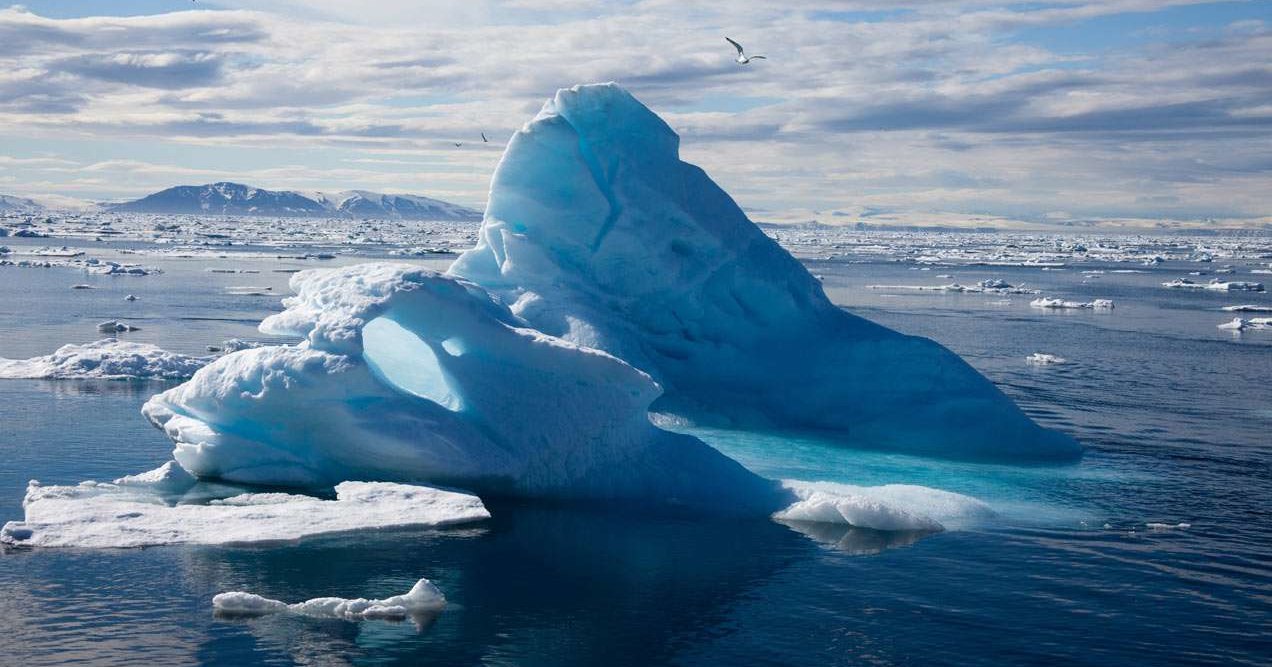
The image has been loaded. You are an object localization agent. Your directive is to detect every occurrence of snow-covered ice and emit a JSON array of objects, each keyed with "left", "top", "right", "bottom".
[
  {"left": 0, "top": 473, "right": 489, "bottom": 548},
  {"left": 213, "top": 578, "right": 446, "bottom": 621},
  {"left": 1030, "top": 297, "right": 1114, "bottom": 310},
  {"left": 1222, "top": 304, "right": 1272, "bottom": 312},
  {"left": 0, "top": 339, "right": 208, "bottom": 380},
  {"left": 774, "top": 480, "right": 995, "bottom": 532},
  {"left": 96, "top": 320, "right": 140, "bottom": 333}
]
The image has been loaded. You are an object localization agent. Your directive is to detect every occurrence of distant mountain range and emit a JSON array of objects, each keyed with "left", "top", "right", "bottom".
[
  {"left": 106, "top": 182, "right": 482, "bottom": 220},
  {"left": 0, "top": 182, "right": 482, "bottom": 221}
]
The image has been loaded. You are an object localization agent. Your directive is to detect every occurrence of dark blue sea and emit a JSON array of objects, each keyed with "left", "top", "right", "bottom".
[{"left": 1, "top": 237, "right": 1269, "bottom": 666}]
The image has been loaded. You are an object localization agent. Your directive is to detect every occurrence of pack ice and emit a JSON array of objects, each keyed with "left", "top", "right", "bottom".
[{"left": 451, "top": 83, "right": 1078, "bottom": 462}]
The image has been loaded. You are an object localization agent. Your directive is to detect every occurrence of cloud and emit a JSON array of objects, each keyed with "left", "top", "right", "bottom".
[{"left": 0, "top": 1, "right": 1268, "bottom": 224}]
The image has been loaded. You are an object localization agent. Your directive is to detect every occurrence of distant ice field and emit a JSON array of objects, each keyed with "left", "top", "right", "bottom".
[{"left": 0, "top": 230, "right": 1269, "bottom": 665}]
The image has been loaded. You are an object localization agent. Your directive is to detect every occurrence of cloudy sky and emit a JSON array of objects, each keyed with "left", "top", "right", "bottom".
[{"left": 1, "top": 1, "right": 1269, "bottom": 228}]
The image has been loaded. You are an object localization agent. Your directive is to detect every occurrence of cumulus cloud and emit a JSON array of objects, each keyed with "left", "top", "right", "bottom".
[{"left": 0, "top": 1, "right": 1268, "bottom": 225}]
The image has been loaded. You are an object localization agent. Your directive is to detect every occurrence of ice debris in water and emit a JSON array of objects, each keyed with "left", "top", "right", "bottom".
[
  {"left": 1222, "top": 304, "right": 1272, "bottom": 312},
  {"left": 96, "top": 320, "right": 140, "bottom": 333},
  {"left": 1145, "top": 522, "right": 1191, "bottom": 530},
  {"left": 0, "top": 338, "right": 208, "bottom": 380},
  {"left": 449, "top": 83, "right": 1078, "bottom": 463},
  {"left": 774, "top": 481, "right": 995, "bottom": 532},
  {"left": 1217, "top": 317, "right": 1271, "bottom": 331},
  {"left": 0, "top": 469, "right": 489, "bottom": 548},
  {"left": 1163, "top": 278, "right": 1264, "bottom": 292},
  {"left": 1030, "top": 297, "right": 1114, "bottom": 310},
  {"left": 213, "top": 578, "right": 446, "bottom": 621},
  {"left": 867, "top": 278, "right": 1038, "bottom": 294},
  {"left": 1026, "top": 353, "right": 1067, "bottom": 365}
]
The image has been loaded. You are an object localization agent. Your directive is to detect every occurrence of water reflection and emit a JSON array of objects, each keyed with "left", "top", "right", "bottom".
[{"left": 176, "top": 502, "right": 845, "bottom": 666}]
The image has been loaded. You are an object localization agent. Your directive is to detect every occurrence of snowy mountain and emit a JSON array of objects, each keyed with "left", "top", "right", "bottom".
[
  {"left": 0, "top": 194, "right": 44, "bottom": 212},
  {"left": 106, "top": 182, "right": 482, "bottom": 220}
]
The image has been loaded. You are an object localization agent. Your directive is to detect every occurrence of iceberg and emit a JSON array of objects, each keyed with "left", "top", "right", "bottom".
[
  {"left": 774, "top": 480, "right": 994, "bottom": 532},
  {"left": 142, "top": 263, "right": 783, "bottom": 512},
  {"left": 1, "top": 471, "right": 489, "bottom": 548},
  {"left": 213, "top": 578, "right": 446, "bottom": 621},
  {"left": 450, "top": 83, "right": 1079, "bottom": 462},
  {"left": 0, "top": 338, "right": 208, "bottom": 380}
]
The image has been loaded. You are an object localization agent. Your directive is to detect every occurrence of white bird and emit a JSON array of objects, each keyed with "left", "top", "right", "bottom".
[{"left": 726, "top": 37, "right": 765, "bottom": 64}]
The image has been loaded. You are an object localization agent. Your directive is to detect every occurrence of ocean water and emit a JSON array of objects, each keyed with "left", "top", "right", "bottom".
[{"left": 0, "top": 240, "right": 1270, "bottom": 665}]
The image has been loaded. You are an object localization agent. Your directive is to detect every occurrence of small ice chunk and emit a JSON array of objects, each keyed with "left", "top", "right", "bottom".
[
  {"left": 125, "top": 294, "right": 138, "bottom": 301},
  {"left": 1026, "top": 352, "right": 1066, "bottom": 365},
  {"left": 1145, "top": 522, "right": 1191, "bottom": 530},
  {"left": 1217, "top": 318, "right": 1247, "bottom": 331},
  {"left": 213, "top": 578, "right": 446, "bottom": 620},
  {"left": 773, "top": 480, "right": 994, "bottom": 532},
  {"left": 70, "top": 284, "right": 95, "bottom": 290},
  {"left": 1223, "top": 304, "right": 1272, "bottom": 312},
  {"left": 96, "top": 320, "right": 140, "bottom": 333},
  {"left": 1030, "top": 297, "right": 1113, "bottom": 310}
]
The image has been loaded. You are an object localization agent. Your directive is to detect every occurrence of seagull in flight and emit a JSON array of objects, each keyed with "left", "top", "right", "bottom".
[
  {"left": 481, "top": 132, "right": 488, "bottom": 143},
  {"left": 726, "top": 37, "right": 765, "bottom": 64},
  {"left": 453, "top": 142, "right": 463, "bottom": 147}
]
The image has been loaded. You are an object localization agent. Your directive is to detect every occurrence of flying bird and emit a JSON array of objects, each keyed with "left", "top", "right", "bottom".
[
  {"left": 726, "top": 37, "right": 765, "bottom": 64},
  {"left": 481, "top": 132, "right": 488, "bottom": 143},
  {"left": 453, "top": 142, "right": 463, "bottom": 147}
]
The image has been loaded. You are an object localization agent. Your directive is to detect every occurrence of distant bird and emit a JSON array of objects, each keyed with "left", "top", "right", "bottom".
[
  {"left": 453, "top": 142, "right": 463, "bottom": 147},
  {"left": 726, "top": 37, "right": 765, "bottom": 64},
  {"left": 481, "top": 132, "right": 488, "bottom": 143}
]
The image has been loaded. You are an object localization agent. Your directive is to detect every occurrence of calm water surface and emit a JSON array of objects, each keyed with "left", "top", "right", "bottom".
[{"left": 0, "top": 240, "right": 1269, "bottom": 665}]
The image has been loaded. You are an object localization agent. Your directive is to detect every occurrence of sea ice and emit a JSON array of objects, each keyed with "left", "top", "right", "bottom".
[
  {"left": 0, "top": 338, "right": 208, "bottom": 380},
  {"left": 774, "top": 480, "right": 995, "bottom": 532},
  {"left": 449, "top": 83, "right": 1078, "bottom": 462},
  {"left": 1030, "top": 297, "right": 1114, "bottom": 310},
  {"left": 1026, "top": 353, "right": 1067, "bottom": 365},
  {"left": 96, "top": 320, "right": 140, "bottom": 333},
  {"left": 213, "top": 578, "right": 446, "bottom": 620},
  {"left": 0, "top": 474, "right": 489, "bottom": 548},
  {"left": 1222, "top": 304, "right": 1272, "bottom": 312}
]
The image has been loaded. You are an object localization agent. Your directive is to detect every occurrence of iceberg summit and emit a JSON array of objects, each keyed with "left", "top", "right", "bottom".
[
  {"left": 450, "top": 82, "right": 1079, "bottom": 462},
  {"left": 6, "top": 83, "right": 1080, "bottom": 547}
]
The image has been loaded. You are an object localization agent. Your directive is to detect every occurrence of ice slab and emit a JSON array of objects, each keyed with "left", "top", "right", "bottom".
[
  {"left": 0, "top": 339, "right": 209, "bottom": 380},
  {"left": 214, "top": 578, "right": 446, "bottom": 621},
  {"left": 1, "top": 473, "right": 490, "bottom": 548}
]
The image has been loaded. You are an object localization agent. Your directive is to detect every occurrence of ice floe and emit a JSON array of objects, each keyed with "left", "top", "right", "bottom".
[
  {"left": 1030, "top": 297, "right": 1114, "bottom": 310},
  {"left": 0, "top": 339, "right": 208, "bottom": 380},
  {"left": 1163, "top": 278, "right": 1265, "bottom": 292},
  {"left": 213, "top": 578, "right": 446, "bottom": 621},
  {"left": 1222, "top": 304, "right": 1272, "bottom": 312},
  {"left": 0, "top": 475, "right": 489, "bottom": 548},
  {"left": 96, "top": 320, "right": 140, "bottom": 333},
  {"left": 774, "top": 480, "right": 995, "bottom": 532},
  {"left": 867, "top": 278, "right": 1038, "bottom": 294},
  {"left": 1026, "top": 353, "right": 1067, "bottom": 365}
]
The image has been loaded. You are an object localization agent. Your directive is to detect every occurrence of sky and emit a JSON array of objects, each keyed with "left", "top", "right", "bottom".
[{"left": 1, "top": 0, "right": 1269, "bottom": 229}]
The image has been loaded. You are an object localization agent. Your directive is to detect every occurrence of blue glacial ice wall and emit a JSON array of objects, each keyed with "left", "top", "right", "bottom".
[{"left": 450, "top": 82, "right": 1079, "bottom": 462}]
